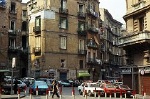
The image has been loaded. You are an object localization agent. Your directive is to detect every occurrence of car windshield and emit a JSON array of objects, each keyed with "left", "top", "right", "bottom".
[
  {"left": 35, "top": 81, "right": 47, "bottom": 86},
  {"left": 90, "top": 84, "right": 99, "bottom": 87},
  {"left": 106, "top": 84, "right": 115, "bottom": 88},
  {"left": 120, "top": 85, "right": 130, "bottom": 89}
]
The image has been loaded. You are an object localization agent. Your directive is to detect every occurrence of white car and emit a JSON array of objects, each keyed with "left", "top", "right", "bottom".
[{"left": 78, "top": 82, "right": 104, "bottom": 96}]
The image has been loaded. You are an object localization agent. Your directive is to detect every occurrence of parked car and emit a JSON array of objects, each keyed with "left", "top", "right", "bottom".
[
  {"left": 100, "top": 83, "right": 121, "bottom": 96},
  {"left": 2, "top": 79, "right": 27, "bottom": 94},
  {"left": 58, "top": 80, "right": 71, "bottom": 87},
  {"left": 46, "top": 79, "right": 54, "bottom": 91},
  {"left": 78, "top": 82, "right": 104, "bottom": 97},
  {"left": 30, "top": 80, "right": 48, "bottom": 95},
  {"left": 115, "top": 84, "right": 133, "bottom": 98},
  {"left": 22, "top": 77, "right": 35, "bottom": 87}
]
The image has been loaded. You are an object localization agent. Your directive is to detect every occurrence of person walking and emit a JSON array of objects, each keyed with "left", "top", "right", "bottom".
[
  {"left": 52, "top": 80, "right": 60, "bottom": 98},
  {"left": 14, "top": 78, "right": 18, "bottom": 94}
]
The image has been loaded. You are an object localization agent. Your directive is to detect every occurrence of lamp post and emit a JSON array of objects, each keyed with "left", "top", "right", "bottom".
[
  {"left": 92, "top": 68, "right": 95, "bottom": 82},
  {"left": 11, "top": 57, "right": 16, "bottom": 94}
]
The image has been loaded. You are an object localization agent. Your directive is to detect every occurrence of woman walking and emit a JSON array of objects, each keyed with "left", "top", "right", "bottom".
[{"left": 52, "top": 80, "right": 60, "bottom": 98}]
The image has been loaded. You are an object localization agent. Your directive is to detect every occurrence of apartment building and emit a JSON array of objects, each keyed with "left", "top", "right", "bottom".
[
  {"left": 0, "top": 0, "right": 28, "bottom": 80},
  {"left": 27, "top": 0, "right": 100, "bottom": 80},
  {"left": 99, "top": 8, "right": 123, "bottom": 80},
  {"left": 120, "top": 0, "right": 150, "bottom": 94}
]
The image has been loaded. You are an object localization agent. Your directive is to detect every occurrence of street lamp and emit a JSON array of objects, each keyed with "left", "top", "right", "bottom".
[{"left": 11, "top": 57, "right": 16, "bottom": 94}]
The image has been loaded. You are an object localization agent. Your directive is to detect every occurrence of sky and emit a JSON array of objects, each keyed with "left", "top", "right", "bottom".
[
  {"left": 22, "top": 0, "right": 126, "bottom": 24},
  {"left": 99, "top": 0, "right": 126, "bottom": 24}
]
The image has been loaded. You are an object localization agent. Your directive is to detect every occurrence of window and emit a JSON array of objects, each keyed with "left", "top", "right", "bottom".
[
  {"left": 35, "top": 16, "right": 41, "bottom": 27},
  {"left": 61, "top": 59, "right": 65, "bottom": 68},
  {"left": 78, "top": 21, "right": 85, "bottom": 31},
  {"left": 79, "top": 39, "right": 84, "bottom": 50},
  {"left": 10, "top": 2, "right": 16, "bottom": 13},
  {"left": 79, "top": 60, "right": 83, "bottom": 69},
  {"left": 22, "top": 10, "right": 27, "bottom": 17},
  {"left": 35, "top": 36, "right": 41, "bottom": 48},
  {"left": 139, "top": 17, "right": 144, "bottom": 31},
  {"left": 9, "top": 38, "right": 16, "bottom": 49},
  {"left": 60, "top": 17, "right": 68, "bottom": 29},
  {"left": 61, "top": 0, "right": 67, "bottom": 9},
  {"left": 60, "top": 36, "right": 67, "bottom": 49},
  {"left": 79, "top": 4, "right": 84, "bottom": 12},
  {"left": 10, "top": 21, "right": 15, "bottom": 30},
  {"left": 22, "top": 21, "right": 27, "bottom": 31}
]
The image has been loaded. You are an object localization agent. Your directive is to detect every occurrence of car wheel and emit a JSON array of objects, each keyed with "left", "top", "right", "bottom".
[{"left": 79, "top": 90, "right": 82, "bottom": 95}]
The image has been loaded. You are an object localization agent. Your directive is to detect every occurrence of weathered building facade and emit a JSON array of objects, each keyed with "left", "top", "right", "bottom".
[
  {"left": 27, "top": 0, "right": 100, "bottom": 80},
  {"left": 120, "top": 0, "right": 150, "bottom": 95},
  {"left": 99, "top": 8, "right": 123, "bottom": 80},
  {"left": 0, "top": 0, "right": 28, "bottom": 80}
]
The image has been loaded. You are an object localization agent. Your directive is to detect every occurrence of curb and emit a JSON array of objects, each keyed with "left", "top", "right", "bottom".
[{"left": 1, "top": 95, "right": 26, "bottom": 99}]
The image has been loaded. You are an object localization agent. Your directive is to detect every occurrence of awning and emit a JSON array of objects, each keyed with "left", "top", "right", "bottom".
[
  {"left": 77, "top": 72, "right": 90, "bottom": 77},
  {"left": 0, "top": 70, "right": 10, "bottom": 72}
]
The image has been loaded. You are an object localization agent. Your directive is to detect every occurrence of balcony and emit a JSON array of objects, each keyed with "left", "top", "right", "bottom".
[
  {"left": 59, "top": 8, "right": 68, "bottom": 15},
  {"left": 78, "top": 50, "right": 87, "bottom": 55},
  {"left": 33, "top": 47, "right": 41, "bottom": 53},
  {"left": 77, "top": 29, "right": 87, "bottom": 36},
  {"left": 77, "top": 12, "right": 86, "bottom": 18},
  {"left": 8, "top": 46, "right": 18, "bottom": 53},
  {"left": 9, "top": 8, "right": 17, "bottom": 15},
  {"left": 0, "top": 3, "right": 6, "bottom": 9},
  {"left": 87, "top": 25, "right": 99, "bottom": 34},
  {"left": 86, "top": 8, "right": 99, "bottom": 18},
  {"left": 87, "top": 58, "right": 98, "bottom": 65},
  {"left": 132, "top": 0, "right": 146, "bottom": 11},
  {"left": 119, "top": 31, "right": 150, "bottom": 46},
  {"left": 33, "top": 26, "right": 41, "bottom": 33},
  {"left": 87, "top": 39, "right": 98, "bottom": 49},
  {"left": 8, "top": 30, "right": 17, "bottom": 36}
]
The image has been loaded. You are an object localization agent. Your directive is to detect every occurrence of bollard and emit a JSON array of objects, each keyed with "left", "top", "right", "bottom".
[
  {"left": 18, "top": 88, "right": 20, "bottom": 99},
  {"left": 104, "top": 88, "right": 107, "bottom": 98},
  {"left": 83, "top": 87, "right": 85, "bottom": 97},
  {"left": 0, "top": 87, "right": 2, "bottom": 99},
  {"left": 72, "top": 85, "right": 75, "bottom": 99},
  {"left": 46, "top": 89, "right": 48, "bottom": 99},
  {"left": 124, "top": 90, "right": 127, "bottom": 99},
  {"left": 114, "top": 88, "right": 116, "bottom": 98},
  {"left": 98, "top": 90, "right": 101, "bottom": 99},
  {"left": 36, "top": 86, "right": 38, "bottom": 96},
  {"left": 84, "top": 90, "right": 87, "bottom": 99},
  {"left": 109, "top": 91, "right": 112, "bottom": 99},
  {"left": 48, "top": 86, "right": 51, "bottom": 96},
  {"left": 29, "top": 88, "right": 32, "bottom": 99},
  {"left": 94, "top": 87, "right": 96, "bottom": 98},
  {"left": 24, "top": 86, "right": 27, "bottom": 96},
  {"left": 120, "top": 89, "right": 122, "bottom": 99},
  {"left": 59, "top": 85, "right": 62, "bottom": 99},
  {"left": 132, "top": 90, "right": 136, "bottom": 99}
]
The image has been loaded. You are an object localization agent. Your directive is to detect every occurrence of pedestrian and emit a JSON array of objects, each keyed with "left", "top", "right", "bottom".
[
  {"left": 14, "top": 78, "right": 18, "bottom": 94},
  {"left": 52, "top": 80, "right": 60, "bottom": 98}
]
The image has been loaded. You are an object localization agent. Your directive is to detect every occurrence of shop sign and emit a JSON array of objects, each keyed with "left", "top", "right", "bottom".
[{"left": 121, "top": 68, "right": 131, "bottom": 74}]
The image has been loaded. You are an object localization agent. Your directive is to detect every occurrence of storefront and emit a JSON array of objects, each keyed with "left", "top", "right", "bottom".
[{"left": 77, "top": 70, "right": 90, "bottom": 81}]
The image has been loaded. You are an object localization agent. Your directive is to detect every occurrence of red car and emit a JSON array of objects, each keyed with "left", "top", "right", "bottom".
[{"left": 100, "top": 83, "right": 121, "bottom": 96}]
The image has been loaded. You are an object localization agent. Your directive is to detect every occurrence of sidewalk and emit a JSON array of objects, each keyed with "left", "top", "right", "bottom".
[
  {"left": 1, "top": 92, "right": 26, "bottom": 99},
  {"left": 135, "top": 94, "right": 150, "bottom": 99}
]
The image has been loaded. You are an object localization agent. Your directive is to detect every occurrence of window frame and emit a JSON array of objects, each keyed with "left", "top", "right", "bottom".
[
  {"left": 60, "top": 36, "right": 67, "bottom": 49},
  {"left": 59, "top": 17, "right": 68, "bottom": 29}
]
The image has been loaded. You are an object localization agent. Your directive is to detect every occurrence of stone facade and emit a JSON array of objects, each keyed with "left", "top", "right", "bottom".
[
  {"left": 99, "top": 8, "right": 123, "bottom": 80},
  {"left": 0, "top": 0, "right": 28, "bottom": 78},
  {"left": 27, "top": 0, "right": 100, "bottom": 80},
  {"left": 120, "top": 0, "right": 150, "bottom": 95}
]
